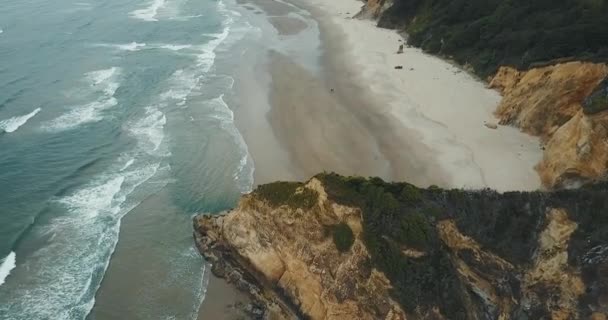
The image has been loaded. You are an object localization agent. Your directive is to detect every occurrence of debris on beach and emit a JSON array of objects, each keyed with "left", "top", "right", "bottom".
[{"left": 484, "top": 122, "right": 498, "bottom": 129}]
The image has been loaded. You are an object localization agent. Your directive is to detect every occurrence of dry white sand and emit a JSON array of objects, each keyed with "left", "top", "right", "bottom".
[{"left": 301, "top": 0, "right": 542, "bottom": 191}]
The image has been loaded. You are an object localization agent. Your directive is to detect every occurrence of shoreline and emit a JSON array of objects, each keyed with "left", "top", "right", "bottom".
[
  {"left": 298, "top": 0, "right": 542, "bottom": 191},
  {"left": 231, "top": 0, "right": 542, "bottom": 192}
]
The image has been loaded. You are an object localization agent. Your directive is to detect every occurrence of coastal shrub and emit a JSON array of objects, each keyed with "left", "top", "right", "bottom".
[
  {"left": 315, "top": 173, "right": 366, "bottom": 207},
  {"left": 378, "top": 0, "right": 608, "bottom": 77},
  {"left": 330, "top": 223, "right": 355, "bottom": 252},
  {"left": 315, "top": 173, "right": 608, "bottom": 316},
  {"left": 289, "top": 187, "right": 319, "bottom": 209},
  {"left": 253, "top": 181, "right": 318, "bottom": 209},
  {"left": 254, "top": 181, "right": 300, "bottom": 205},
  {"left": 399, "top": 184, "right": 422, "bottom": 203},
  {"left": 583, "top": 79, "right": 608, "bottom": 115},
  {"left": 396, "top": 212, "right": 431, "bottom": 248}
]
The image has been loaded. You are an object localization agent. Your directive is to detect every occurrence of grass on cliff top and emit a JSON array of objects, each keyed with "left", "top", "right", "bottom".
[{"left": 253, "top": 181, "right": 318, "bottom": 209}]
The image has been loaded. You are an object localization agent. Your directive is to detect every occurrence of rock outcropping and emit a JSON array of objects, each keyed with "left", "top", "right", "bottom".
[
  {"left": 489, "top": 62, "right": 608, "bottom": 188},
  {"left": 355, "top": 0, "right": 393, "bottom": 19},
  {"left": 195, "top": 178, "right": 406, "bottom": 320},
  {"left": 195, "top": 174, "right": 608, "bottom": 319}
]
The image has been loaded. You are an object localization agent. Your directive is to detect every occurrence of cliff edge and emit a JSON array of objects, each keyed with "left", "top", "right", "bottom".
[
  {"left": 195, "top": 174, "right": 608, "bottom": 319},
  {"left": 489, "top": 62, "right": 608, "bottom": 188},
  {"left": 194, "top": 178, "right": 406, "bottom": 320}
]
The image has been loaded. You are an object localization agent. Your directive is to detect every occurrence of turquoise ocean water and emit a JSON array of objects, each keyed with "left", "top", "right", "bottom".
[{"left": 0, "top": 0, "right": 254, "bottom": 318}]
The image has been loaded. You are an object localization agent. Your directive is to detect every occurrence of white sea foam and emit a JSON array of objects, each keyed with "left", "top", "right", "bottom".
[
  {"left": 120, "top": 159, "right": 135, "bottom": 171},
  {"left": 44, "top": 68, "right": 120, "bottom": 131},
  {"left": 93, "top": 42, "right": 147, "bottom": 52},
  {"left": 85, "top": 67, "right": 121, "bottom": 96},
  {"left": 129, "top": 107, "right": 167, "bottom": 153},
  {"left": 0, "top": 252, "right": 16, "bottom": 286},
  {"left": 156, "top": 44, "right": 192, "bottom": 51},
  {"left": 112, "top": 42, "right": 146, "bottom": 52},
  {"left": 205, "top": 95, "right": 254, "bottom": 193},
  {"left": 195, "top": 27, "right": 231, "bottom": 71},
  {"left": 159, "top": 69, "right": 199, "bottom": 105},
  {"left": 0, "top": 107, "right": 41, "bottom": 133},
  {"left": 156, "top": 26, "right": 233, "bottom": 107},
  {"left": 168, "top": 14, "right": 203, "bottom": 21},
  {"left": 58, "top": 176, "right": 125, "bottom": 220},
  {"left": 43, "top": 97, "right": 118, "bottom": 131},
  {"left": 130, "top": 0, "right": 167, "bottom": 21}
]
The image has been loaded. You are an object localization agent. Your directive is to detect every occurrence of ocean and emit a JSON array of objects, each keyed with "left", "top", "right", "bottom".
[{"left": 0, "top": 0, "right": 255, "bottom": 318}]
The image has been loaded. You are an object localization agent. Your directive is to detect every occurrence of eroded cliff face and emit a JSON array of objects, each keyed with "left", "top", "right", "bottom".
[
  {"left": 194, "top": 178, "right": 406, "bottom": 320},
  {"left": 195, "top": 174, "right": 608, "bottom": 319},
  {"left": 355, "top": 0, "right": 393, "bottom": 20},
  {"left": 489, "top": 62, "right": 608, "bottom": 188}
]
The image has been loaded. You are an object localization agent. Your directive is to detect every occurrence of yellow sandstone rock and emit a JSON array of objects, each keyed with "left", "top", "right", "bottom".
[{"left": 490, "top": 62, "right": 608, "bottom": 188}]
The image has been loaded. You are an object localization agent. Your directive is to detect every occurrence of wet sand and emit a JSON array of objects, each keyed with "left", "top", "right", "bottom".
[
  {"left": 267, "top": 16, "right": 308, "bottom": 35},
  {"left": 197, "top": 275, "right": 251, "bottom": 320}
]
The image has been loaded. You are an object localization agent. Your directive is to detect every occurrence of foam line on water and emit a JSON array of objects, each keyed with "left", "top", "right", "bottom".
[
  {"left": 92, "top": 43, "right": 195, "bottom": 52},
  {"left": 0, "top": 107, "right": 41, "bottom": 133},
  {"left": 43, "top": 98, "right": 117, "bottom": 132},
  {"left": 156, "top": 44, "right": 192, "bottom": 51},
  {"left": 130, "top": 0, "right": 167, "bottom": 21},
  {"left": 157, "top": 8, "right": 236, "bottom": 107},
  {"left": 205, "top": 95, "right": 254, "bottom": 193},
  {"left": 120, "top": 159, "right": 135, "bottom": 171},
  {"left": 43, "top": 67, "right": 121, "bottom": 132},
  {"left": 0, "top": 252, "right": 16, "bottom": 287},
  {"left": 93, "top": 42, "right": 147, "bottom": 52},
  {"left": 85, "top": 67, "right": 121, "bottom": 96},
  {"left": 129, "top": 107, "right": 167, "bottom": 154}
]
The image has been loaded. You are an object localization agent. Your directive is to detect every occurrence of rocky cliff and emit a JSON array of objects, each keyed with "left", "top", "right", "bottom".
[
  {"left": 489, "top": 62, "right": 608, "bottom": 188},
  {"left": 355, "top": 0, "right": 393, "bottom": 19},
  {"left": 195, "top": 173, "right": 608, "bottom": 319},
  {"left": 195, "top": 178, "right": 406, "bottom": 320}
]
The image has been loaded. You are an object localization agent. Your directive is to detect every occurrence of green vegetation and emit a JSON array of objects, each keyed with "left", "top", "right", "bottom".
[
  {"left": 253, "top": 181, "right": 318, "bottom": 209},
  {"left": 329, "top": 222, "right": 355, "bottom": 252},
  {"left": 378, "top": 0, "right": 608, "bottom": 77},
  {"left": 399, "top": 184, "right": 422, "bottom": 203},
  {"left": 583, "top": 79, "right": 608, "bottom": 114},
  {"left": 317, "top": 173, "right": 452, "bottom": 312},
  {"left": 315, "top": 172, "right": 608, "bottom": 317}
]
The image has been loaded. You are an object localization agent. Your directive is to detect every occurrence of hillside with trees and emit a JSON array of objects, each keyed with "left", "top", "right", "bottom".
[{"left": 377, "top": 0, "right": 608, "bottom": 76}]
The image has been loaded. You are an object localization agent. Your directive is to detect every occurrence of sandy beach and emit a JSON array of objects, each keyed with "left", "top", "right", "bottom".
[
  {"left": 297, "top": 0, "right": 542, "bottom": 191},
  {"left": 231, "top": 0, "right": 541, "bottom": 192}
]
